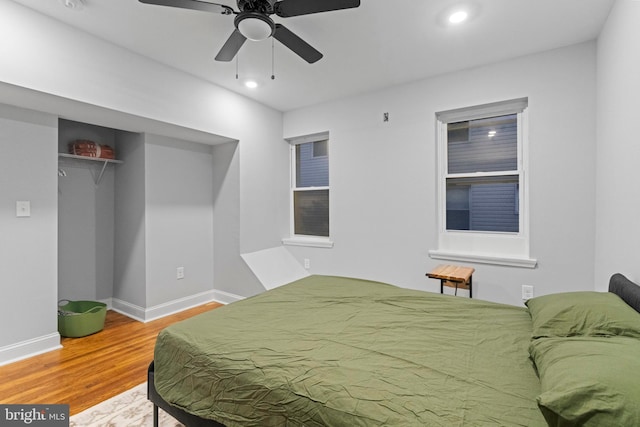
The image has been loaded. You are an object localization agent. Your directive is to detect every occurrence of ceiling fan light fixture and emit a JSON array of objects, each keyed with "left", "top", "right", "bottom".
[{"left": 235, "top": 12, "right": 275, "bottom": 41}]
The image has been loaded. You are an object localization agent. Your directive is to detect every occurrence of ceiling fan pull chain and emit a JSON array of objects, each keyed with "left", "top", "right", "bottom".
[
  {"left": 235, "top": 53, "right": 239, "bottom": 80},
  {"left": 271, "top": 37, "right": 275, "bottom": 80}
]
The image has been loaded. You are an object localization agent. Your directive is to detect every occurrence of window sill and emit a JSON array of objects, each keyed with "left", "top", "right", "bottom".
[
  {"left": 428, "top": 249, "right": 537, "bottom": 269},
  {"left": 282, "top": 237, "right": 334, "bottom": 249}
]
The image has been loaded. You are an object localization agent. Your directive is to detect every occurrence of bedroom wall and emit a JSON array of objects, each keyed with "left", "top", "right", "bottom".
[
  {"left": 144, "top": 135, "right": 215, "bottom": 309},
  {"left": 113, "top": 131, "right": 147, "bottom": 310},
  {"left": 594, "top": 0, "right": 640, "bottom": 289},
  {"left": 283, "top": 42, "right": 598, "bottom": 306},
  {"left": 210, "top": 141, "right": 260, "bottom": 302},
  {"left": 0, "top": 103, "right": 59, "bottom": 364}
]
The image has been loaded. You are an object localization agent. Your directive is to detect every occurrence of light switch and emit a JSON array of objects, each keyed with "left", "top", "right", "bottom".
[{"left": 16, "top": 201, "right": 31, "bottom": 217}]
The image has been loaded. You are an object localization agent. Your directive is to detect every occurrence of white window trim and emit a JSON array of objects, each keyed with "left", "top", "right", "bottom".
[
  {"left": 431, "top": 98, "right": 537, "bottom": 268},
  {"left": 282, "top": 236, "right": 334, "bottom": 248},
  {"left": 282, "top": 132, "right": 334, "bottom": 249}
]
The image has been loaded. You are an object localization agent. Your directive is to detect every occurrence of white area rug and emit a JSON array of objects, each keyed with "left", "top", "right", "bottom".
[{"left": 70, "top": 383, "right": 184, "bottom": 427}]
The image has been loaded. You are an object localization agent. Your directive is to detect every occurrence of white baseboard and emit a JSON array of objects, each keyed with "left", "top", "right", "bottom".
[
  {"left": 112, "top": 289, "right": 244, "bottom": 323},
  {"left": 111, "top": 298, "right": 146, "bottom": 322},
  {"left": 0, "top": 332, "right": 61, "bottom": 367},
  {"left": 143, "top": 290, "right": 219, "bottom": 322},
  {"left": 99, "top": 297, "right": 113, "bottom": 310},
  {"left": 212, "top": 289, "right": 244, "bottom": 305}
]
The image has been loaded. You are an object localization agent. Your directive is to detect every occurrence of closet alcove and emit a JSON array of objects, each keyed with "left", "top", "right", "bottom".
[
  {"left": 57, "top": 118, "right": 133, "bottom": 304},
  {"left": 57, "top": 118, "right": 220, "bottom": 321}
]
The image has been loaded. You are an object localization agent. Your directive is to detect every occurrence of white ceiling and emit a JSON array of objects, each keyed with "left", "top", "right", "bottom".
[{"left": 11, "top": 0, "right": 614, "bottom": 112}]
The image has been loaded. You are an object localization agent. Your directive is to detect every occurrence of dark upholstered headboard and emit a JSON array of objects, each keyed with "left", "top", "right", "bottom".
[{"left": 609, "top": 273, "right": 640, "bottom": 313}]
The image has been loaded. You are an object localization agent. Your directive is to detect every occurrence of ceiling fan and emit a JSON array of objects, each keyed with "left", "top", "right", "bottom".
[{"left": 138, "top": 0, "right": 361, "bottom": 64}]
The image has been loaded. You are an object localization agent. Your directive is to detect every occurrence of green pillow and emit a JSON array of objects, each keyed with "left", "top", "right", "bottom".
[
  {"left": 525, "top": 291, "right": 640, "bottom": 338},
  {"left": 530, "top": 336, "right": 640, "bottom": 426}
]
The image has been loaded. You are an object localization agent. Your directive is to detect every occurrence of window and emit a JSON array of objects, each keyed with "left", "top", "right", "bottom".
[
  {"left": 446, "top": 114, "right": 519, "bottom": 232},
  {"left": 283, "top": 133, "right": 332, "bottom": 247},
  {"left": 430, "top": 98, "right": 536, "bottom": 268}
]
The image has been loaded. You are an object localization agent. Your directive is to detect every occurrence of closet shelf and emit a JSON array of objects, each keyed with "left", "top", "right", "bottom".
[{"left": 58, "top": 153, "right": 123, "bottom": 186}]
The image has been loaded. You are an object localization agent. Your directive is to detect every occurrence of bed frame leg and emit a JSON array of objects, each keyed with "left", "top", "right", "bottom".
[{"left": 153, "top": 403, "right": 159, "bottom": 427}]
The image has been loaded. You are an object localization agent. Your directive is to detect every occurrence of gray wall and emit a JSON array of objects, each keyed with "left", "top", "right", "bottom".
[
  {"left": 113, "top": 131, "right": 147, "bottom": 307},
  {"left": 594, "top": 0, "right": 640, "bottom": 289},
  {"left": 144, "top": 135, "right": 215, "bottom": 307},
  {"left": 283, "top": 41, "right": 598, "bottom": 306},
  {"left": 211, "top": 141, "right": 265, "bottom": 299},
  {"left": 0, "top": 104, "right": 58, "bottom": 352}
]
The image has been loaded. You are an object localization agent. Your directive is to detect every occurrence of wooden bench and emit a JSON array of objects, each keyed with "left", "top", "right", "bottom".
[{"left": 426, "top": 264, "right": 475, "bottom": 298}]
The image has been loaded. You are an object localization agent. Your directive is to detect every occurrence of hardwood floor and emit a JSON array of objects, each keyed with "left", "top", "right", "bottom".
[{"left": 0, "top": 302, "right": 222, "bottom": 415}]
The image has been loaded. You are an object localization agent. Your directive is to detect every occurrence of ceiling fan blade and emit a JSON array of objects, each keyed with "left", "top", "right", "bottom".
[
  {"left": 138, "top": 0, "right": 233, "bottom": 14},
  {"left": 273, "top": 24, "right": 322, "bottom": 63},
  {"left": 274, "top": 0, "right": 360, "bottom": 17},
  {"left": 215, "top": 29, "right": 247, "bottom": 61}
]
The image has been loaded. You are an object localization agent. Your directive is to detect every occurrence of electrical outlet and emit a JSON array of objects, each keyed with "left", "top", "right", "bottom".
[
  {"left": 177, "top": 267, "right": 185, "bottom": 280},
  {"left": 304, "top": 258, "right": 310, "bottom": 269},
  {"left": 522, "top": 285, "right": 534, "bottom": 300}
]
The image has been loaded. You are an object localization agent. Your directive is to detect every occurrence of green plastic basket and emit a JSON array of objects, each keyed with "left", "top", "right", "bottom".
[{"left": 58, "top": 300, "right": 107, "bottom": 338}]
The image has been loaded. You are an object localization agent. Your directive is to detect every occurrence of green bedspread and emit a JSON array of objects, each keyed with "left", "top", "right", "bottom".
[{"left": 154, "top": 275, "right": 546, "bottom": 426}]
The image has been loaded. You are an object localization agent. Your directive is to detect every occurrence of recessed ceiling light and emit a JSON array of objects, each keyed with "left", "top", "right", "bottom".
[
  {"left": 449, "top": 10, "right": 468, "bottom": 24},
  {"left": 245, "top": 80, "right": 258, "bottom": 89}
]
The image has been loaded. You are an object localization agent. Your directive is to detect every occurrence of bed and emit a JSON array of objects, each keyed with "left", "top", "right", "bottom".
[{"left": 148, "top": 273, "right": 640, "bottom": 426}]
